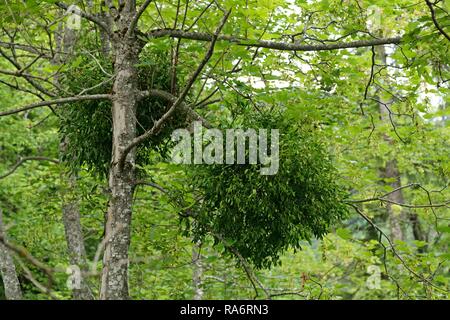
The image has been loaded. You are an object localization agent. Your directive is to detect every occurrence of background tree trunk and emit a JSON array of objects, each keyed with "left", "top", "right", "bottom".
[
  {"left": 61, "top": 177, "right": 93, "bottom": 300},
  {"left": 57, "top": 21, "right": 93, "bottom": 300},
  {"left": 192, "top": 242, "right": 204, "bottom": 300},
  {"left": 0, "top": 208, "right": 22, "bottom": 300},
  {"left": 382, "top": 159, "right": 406, "bottom": 241},
  {"left": 375, "top": 44, "right": 405, "bottom": 242},
  {"left": 375, "top": 44, "right": 426, "bottom": 243}
]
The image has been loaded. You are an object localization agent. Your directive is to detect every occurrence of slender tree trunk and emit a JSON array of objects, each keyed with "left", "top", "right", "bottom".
[
  {"left": 382, "top": 159, "right": 405, "bottom": 241},
  {"left": 410, "top": 212, "right": 426, "bottom": 242},
  {"left": 0, "top": 208, "right": 22, "bottom": 300},
  {"left": 375, "top": 45, "right": 427, "bottom": 243},
  {"left": 61, "top": 176, "right": 93, "bottom": 300},
  {"left": 192, "top": 241, "right": 203, "bottom": 300},
  {"left": 375, "top": 45, "right": 405, "bottom": 241},
  {"left": 56, "top": 21, "right": 93, "bottom": 300},
  {"left": 100, "top": 2, "right": 140, "bottom": 300}
]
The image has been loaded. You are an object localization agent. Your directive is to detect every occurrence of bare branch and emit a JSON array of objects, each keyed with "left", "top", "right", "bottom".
[
  {"left": 347, "top": 203, "right": 447, "bottom": 293},
  {"left": 425, "top": 0, "right": 450, "bottom": 42},
  {"left": 135, "top": 179, "right": 270, "bottom": 299},
  {"left": 0, "top": 69, "right": 52, "bottom": 82},
  {"left": 145, "top": 29, "right": 402, "bottom": 52},
  {"left": 210, "top": 230, "right": 271, "bottom": 300},
  {"left": 0, "top": 78, "right": 45, "bottom": 100},
  {"left": 0, "top": 156, "right": 59, "bottom": 180},
  {"left": 153, "top": 1, "right": 168, "bottom": 29},
  {"left": 0, "top": 49, "right": 57, "bottom": 98},
  {"left": 0, "top": 234, "right": 56, "bottom": 284},
  {"left": 128, "top": 0, "right": 153, "bottom": 37},
  {"left": 55, "top": 2, "right": 110, "bottom": 35},
  {"left": 16, "top": 258, "right": 59, "bottom": 300},
  {"left": 186, "top": 0, "right": 214, "bottom": 32},
  {"left": 359, "top": 46, "right": 376, "bottom": 115},
  {"left": 0, "top": 94, "right": 112, "bottom": 117},
  {"left": 0, "top": 41, "right": 52, "bottom": 59},
  {"left": 346, "top": 183, "right": 450, "bottom": 209},
  {"left": 134, "top": 180, "right": 168, "bottom": 193}
]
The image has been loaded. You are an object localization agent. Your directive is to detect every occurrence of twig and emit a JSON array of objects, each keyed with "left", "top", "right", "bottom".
[
  {"left": 0, "top": 234, "right": 58, "bottom": 285},
  {"left": 347, "top": 203, "right": 448, "bottom": 294},
  {"left": 360, "top": 46, "right": 376, "bottom": 115},
  {"left": 0, "top": 156, "right": 59, "bottom": 180},
  {"left": 16, "top": 258, "right": 59, "bottom": 300},
  {"left": 0, "top": 94, "right": 112, "bottom": 117},
  {"left": 425, "top": 0, "right": 450, "bottom": 41}
]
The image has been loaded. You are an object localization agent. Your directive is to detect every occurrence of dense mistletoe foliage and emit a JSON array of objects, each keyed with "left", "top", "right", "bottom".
[
  {"left": 190, "top": 110, "right": 348, "bottom": 268},
  {"left": 59, "top": 44, "right": 188, "bottom": 176}
]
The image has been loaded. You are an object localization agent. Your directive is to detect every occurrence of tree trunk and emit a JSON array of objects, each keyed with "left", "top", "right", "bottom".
[
  {"left": 0, "top": 208, "right": 22, "bottom": 300},
  {"left": 192, "top": 242, "right": 203, "bottom": 300},
  {"left": 62, "top": 180, "right": 93, "bottom": 300},
  {"left": 375, "top": 45, "right": 427, "bottom": 243},
  {"left": 375, "top": 44, "right": 405, "bottom": 242},
  {"left": 409, "top": 212, "right": 426, "bottom": 242},
  {"left": 100, "top": 2, "right": 140, "bottom": 300},
  {"left": 382, "top": 159, "right": 405, "bottom": 241},
  {"left": 56, "top": 20, "right": 93, "bottom": 300}
]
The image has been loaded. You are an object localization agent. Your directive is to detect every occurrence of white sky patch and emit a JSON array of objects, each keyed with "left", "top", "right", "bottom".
[
  {"left": 237, "top": 76, "right": 293, "bottom": 89},
  {"left": 417, "top": 83, "right": 444, "bottom": 113}
]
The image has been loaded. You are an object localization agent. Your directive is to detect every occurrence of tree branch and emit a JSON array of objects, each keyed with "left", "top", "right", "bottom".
[
  {"left": 145, "top": 29, "right": 402, "bottom": 52},
  {"left": 345, "top": 194, "right": 449, "bottom": 209},
  {"left": 128, "top": 0, "right": 153, "bottom": 37},
  {"left": 0, "top": 94, "right": 112, "bottom": 117},
  {"left": 135, "top": 179, "right": 270, "bottom": 299},
  {"left": 359, "top": 46, "right": 376, "bottom": 115},
  {"left": 0, "top": 49, "right": 57, "bottom": 98},
  {"left": 0, "top": 157, "right": 59, "bottom": 180},
  {"left": 425, "top": 0, "right": 450, "bottom": 42},
  {"left": 212, "top": 230, "right": 271, "bottom": 300},
  {"left": 55, "top": 2, "right": 111, "bottom": 35},
  {"left": 16, "top": 258, "right": 58, "bottom": 300},
  {"left": 0, "top": 234, "right": 56, "bottom": 285},
  {"left": 0, "top": 41, "right": 52, "bottom": 59}
]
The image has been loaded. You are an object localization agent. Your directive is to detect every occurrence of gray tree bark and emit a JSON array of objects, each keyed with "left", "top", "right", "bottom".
[
  {"left": 61, "top": 179, "right": 93, "bottom": 300},
  {"left": 56, "top": 20, "right": 93, "bottom": 300},
  {"left": 0, "top": 208, "right": 22, "bottom": 300},
  {"left": 192, "top": 242, "right": 204, "bottom": 300},
  {"left": 382, "top": 159, "right": 406, "bottom": 241},
  {"left": 376, "top": 44, "right": 405, "bottom": 241},
  {"left": 375, "top": 44, "right": 425, "bottom": 242},
  {"left": 100, "top": 1, "right": 141, "bottom": 300}
]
